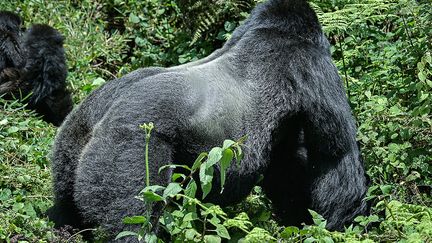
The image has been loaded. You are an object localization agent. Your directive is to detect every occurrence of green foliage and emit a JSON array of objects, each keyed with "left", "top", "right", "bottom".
[
  {"left": 0, "top": 99, "right": 55, "bottom": 241},
  {"left": 103, "top": 0, "right": 259, "bottom": 68},
  {"left": 325, "top": 0, "right": 431, "bottom": 200},
  {"left": 116, "top": 128, "right": 259, "bottom": 242},
  {"left": 0, "top": 0, "right": 431, "bottom": 241},
  {"left": 0, "top": 0, "right": 130, "bottom": 101}
]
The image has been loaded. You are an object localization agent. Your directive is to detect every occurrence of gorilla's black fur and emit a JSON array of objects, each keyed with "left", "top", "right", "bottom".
[
  {"left": 49, "top": 0, "right": 369, "bottom": 240},
  {"left": 0, "top": 11, "right": 25, "bottom": 95},
  {"left": 0, "top": 12, "right": 72, "bottom": 126},
  {"left": 0, "top": 11, "right": 24, "bottom": 71},
  {"left": 21, "top": 24, "right": 73, "bottom": 126}
]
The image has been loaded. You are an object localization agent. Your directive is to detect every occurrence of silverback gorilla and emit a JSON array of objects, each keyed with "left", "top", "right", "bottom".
[{"left": 49, "top": 0, "right": 369, "bottom": 240}]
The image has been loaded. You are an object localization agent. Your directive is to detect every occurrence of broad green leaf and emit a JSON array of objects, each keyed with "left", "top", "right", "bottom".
[
  {"left": 380, "top": 185, "right": 392, "bottom": 195},
  {"left": 323, "top": 236, "right": 334, "bottom": 243},
  {"left": 23, "top": 203, "right": 37, "bottom": 217},
  {"left": 163, "top": 183, "right": 183, "bottom": 198},
  {"left": 224, "top": 21, "right": 236, "bottom": 32},
  {"left": 281, "top": 226, "right": 300, "bottom": 238},
  {"left": 142, "top": 191, "right": 165, "bottom": 202},
  {"left": 215, "top": 224, "right": 230, "bottom": 239},
  {"left": 204, "top": 235, "right": 221, "bottom": 243},
  {"left": 206, "top": 147, "right": 223, "bottom": 168},
  {"left": 185, "top": 228, "right": 200, "bottom": 240},
  {"left": 418, "top": 71, "right": 426, "bottom": 82},
  {"left": 144, "top": 233, "right": 158, "bottom": 243},
  {"left": 219, "top": 148, "right": 234, "bottom": 191},
  {"left": 129, "top": 13, "right": 140, "bottom": 24},
  {"left": 209, "top": 216, "right": 221, "bottom": 225},
  {"left": 183, "top": 212, "right": 198, "bottom": 222},
  {"left": 92, "top": 77, "right": 106, "bottom": 86},
  {"left": 158, "top": 164, "right": 191, "bottom": 174},
  {"left": 171, "top": 173, "right": 185, "bottom": 181},
  {"left": 304, "top": 237, "right": 317, "bottom": 243},
  {"left": 184, "top": 180, "right": 197, "bottom": 199},
  {"left": 160, "top": 211, "right": 175, "bottom": 231},
  {"left": 222, "top": 139, "right": 235, "bottom": 150},
  {"left": 200, "top": 166, "right": 214, "bottom": 199},
  {"left": 123, "top": 216, "right": 147, "bottom": 225},
  {"left": 192, "top": 152, "right": 207, "bottom": 171},
  {"left": 141, "top": 185, "right": 165, "bottom": 193},
  {"left": 115, "top": 231, "right": 139, "bottom": 240}
]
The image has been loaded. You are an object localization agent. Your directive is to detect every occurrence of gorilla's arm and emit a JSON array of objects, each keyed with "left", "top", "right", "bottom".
[
  {"left": 262, "top": 45, "right": 368, "bottom": 230},
  {"left": 48, "top": 67, "right": 165, "bottom": 228}
]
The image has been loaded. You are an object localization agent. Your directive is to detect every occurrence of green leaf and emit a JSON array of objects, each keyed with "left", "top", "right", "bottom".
[
  {"left": 192, "top": 152, "right": 208, "bottom": 171},
  {"left": 184, "top": 180, "right": 197, "bottom": 199},
  {"left": 222, "top": 140, "right": 235, "bottom": 150},
  {"left": 163, "top": 183, "right": 183, "bottom": 198},
  {"left": 115, "top": 231, "right": 139, "bottom": 240},
  {"left": 204, "top": 235, "right": 221, "bottom": 243},
  {"left": 142, "top": 190, "right": 165, "bottom": 202},
  {"left": 418, "top": 71, "right": 426, "bottom": 82},
  {"left": 215, "top": 224, "right": 230, "bottom": 239},
  {"left": 23, "top": 203, "right": 36, "bottom": 217},
  {"left": 323, "top": 237, "right": 334, "bottom": 243},
  {"left": 142, "top": 185, "right": 165, "bottom": 193},
  {"left": 0, "top": 119, "right": 8, "bottom": 125},
  {"left": 281, "top": 226, "right": 300, "bottom": 238},
  {"left": 135, "top": 36, "right": 146, "bottom": 47},
  {"left": 91, "top": 77, "right": 106, "bottom": 86},
  {"left": 144, "top": 233, "right": 158, "bottom": 243},
  {"left": 160, "top": 211, "right": 175, "bottom": 232},
  {"left": 224, "top": 21, "right": 236, "bottom": 32},
  {"left": 171, "top": 173, "right": 185, "bottom": 181},
  {"left": 183, "top": 212, "right": 198, "bottom": 222},
  {"left": 200, "top": 166, "right": 214, "bottom": 199},
  {"left": 304, "top": 237, "right": 317, "bottom": 243},
  {"left": 206, "top": 147, "right": 223, "bottom": 168},
  {"left": 365, "top": 90, "right": 371, "bottom": 98},
  {"left": 179, "top": 56, "right": 190, "bottom": 64},
  {"left": 380, "top": 185, "right": 392, "bottom": 195},
  {"left": 129, "top": 13, "right": 140, "bottom": 24},
  {"left": 185, "top": 228, "right": 200, "bottom": 240},
  {"left": 158, "top": 164, "right": 191, "bottom": 174},
  {"left": 123, "top": 216, "right": 147, "bottom": 225},
  {"left": 219, "top": 148, "right": 234, "bottom": 191}
]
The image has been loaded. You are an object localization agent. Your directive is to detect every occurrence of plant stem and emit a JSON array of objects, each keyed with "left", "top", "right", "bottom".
[{"left": 145, "top": 134, "right": 150, "bottom": 187}]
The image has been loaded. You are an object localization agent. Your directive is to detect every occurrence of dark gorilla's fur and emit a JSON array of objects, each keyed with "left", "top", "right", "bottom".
[
  {"left": 0, "top": 12, "right": 72, "bottom": 126},
  {"left": 49, "top": 0, "right": 369, "bottom": 240},
  {"left": 0, "top": 11, "right": 25, "bottom": 94},
  {"left": 21, "top": 24, "right": 73, "bottom": 126},
  {"left": 0, "top": 11, "right": 24, "bottom": 71}
]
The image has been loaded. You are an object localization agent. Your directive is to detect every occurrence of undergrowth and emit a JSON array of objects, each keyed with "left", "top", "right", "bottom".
[{"left": 0, "top": 0, "right": 430, "bottom": 242}]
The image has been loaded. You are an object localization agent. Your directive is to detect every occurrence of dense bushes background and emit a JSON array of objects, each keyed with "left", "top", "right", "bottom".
[{"left": 0, "top": 0, "right": 430, "bottom": 241}]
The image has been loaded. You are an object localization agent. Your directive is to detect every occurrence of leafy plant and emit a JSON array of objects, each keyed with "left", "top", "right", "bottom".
[{"left": 116, "top": 124, "right": 264, "bottom": 242}]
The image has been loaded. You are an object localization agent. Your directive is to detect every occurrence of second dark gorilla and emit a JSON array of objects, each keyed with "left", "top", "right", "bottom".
[
  {"left": 0, "top": 11, "right": 72, "bottom": 126},
  {"left": 49, "top": 0, "right": 369, "bottom": 240}
]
